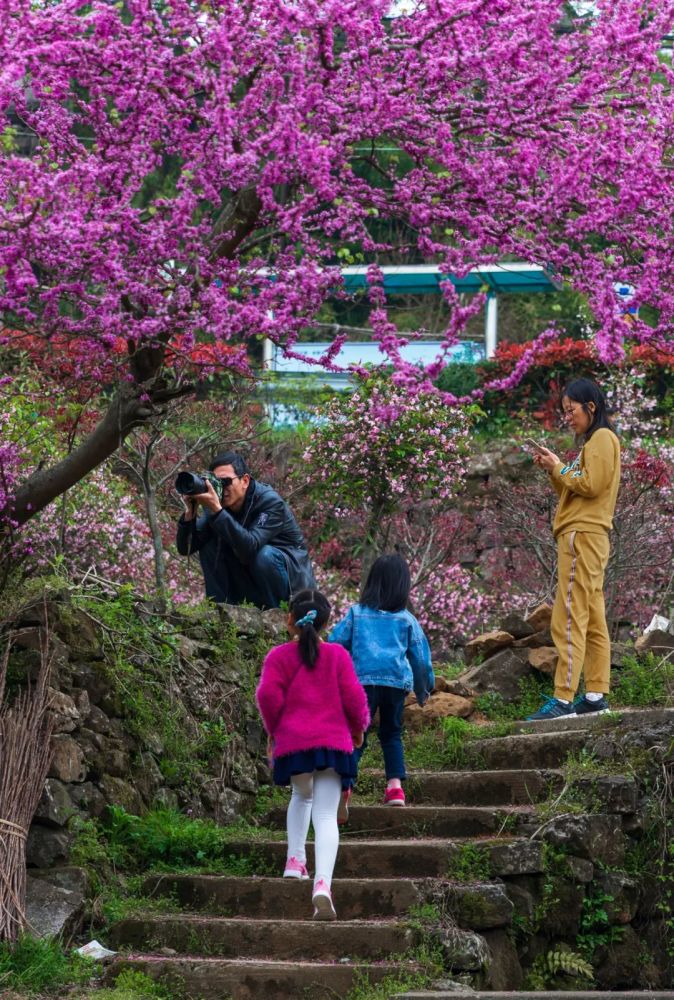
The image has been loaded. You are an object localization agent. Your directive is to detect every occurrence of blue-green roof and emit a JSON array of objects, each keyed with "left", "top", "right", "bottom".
[{"left": 340, "top": 263, "right": 560, "bottom": 295}]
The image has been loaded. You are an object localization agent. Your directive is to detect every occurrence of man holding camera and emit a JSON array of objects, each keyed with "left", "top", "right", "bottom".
[{"left": 176, "top": 451, "right": 316, "bottom": 609}]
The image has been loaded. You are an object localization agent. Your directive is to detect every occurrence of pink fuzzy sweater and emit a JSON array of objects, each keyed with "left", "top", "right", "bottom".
[{"left": 256, "top": 641, "right": 370, "bottom": 758}]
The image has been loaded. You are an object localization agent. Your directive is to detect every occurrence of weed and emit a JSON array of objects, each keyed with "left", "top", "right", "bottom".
[
  {"left": 524, "top": 946, "right": 594, "bottom": 989},
  {"left": 344, "top": 969, "right": 432, "bottom": 1000},
  {"left": 449, "top": 843, "right": 492, "bottom": 882},
  {"left": 576, "top": 888, "right": 624, "bottom": 960},
  {"left": 475, "top": 673, "right": 552, "bottom": 722},
  {"left": 82, "top": 968, "right": 174, "bottom": 999},
  {"left": 0, "top": 935, "right": 94, "bottom": 994},
  {"left": 613, "top": 651, "right": 674, "bottom": 707}
]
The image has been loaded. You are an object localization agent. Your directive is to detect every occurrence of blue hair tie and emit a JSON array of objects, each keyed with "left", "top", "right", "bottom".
[{"left": 295, "top": 609, "right": 317, "bottom": 628}]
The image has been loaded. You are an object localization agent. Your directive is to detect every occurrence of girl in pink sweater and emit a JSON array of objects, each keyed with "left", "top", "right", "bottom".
[{"left": 256, "top": 588, "right": 370, "bottom": 920}]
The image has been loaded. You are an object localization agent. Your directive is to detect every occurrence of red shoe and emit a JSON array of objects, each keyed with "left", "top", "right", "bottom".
[
  {"left": 337, "top": 788, "right": 352, "bottom": 825},
  {"left": 383, "top": 786, "right": 405, "bottom": 807}
]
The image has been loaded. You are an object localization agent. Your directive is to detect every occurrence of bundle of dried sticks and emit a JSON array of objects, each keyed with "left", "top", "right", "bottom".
[{"left": 0, "top": 625, "right": 54, "bottom": 943}]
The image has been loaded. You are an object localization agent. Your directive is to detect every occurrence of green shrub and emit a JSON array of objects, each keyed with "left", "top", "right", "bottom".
[
  {"left": 87, "top": 969, "right": 173, "bottom": 1000},
  {"left": 0, "top": 935, "right": 94, "bottom": 994},
  {"left": 613, "top": 652, "right": 674, "bottom": 707}
]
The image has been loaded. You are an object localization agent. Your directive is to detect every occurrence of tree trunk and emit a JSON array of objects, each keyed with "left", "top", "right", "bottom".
[
  {"left": 144, "top": 481, "right": 167, "bottom": 610},
  {"left": 9, "top": 384, "right": 163, "bottom": 526},
  {"left": 360, "top": 497, "right": 386, "bottom": 586}
]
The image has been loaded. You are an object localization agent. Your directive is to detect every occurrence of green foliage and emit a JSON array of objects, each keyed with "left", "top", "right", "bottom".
[
  {"left": 76, "top": 805, "right": 273, "bottom": 873},
  {"left": 0, "top": 935, "right": 94, "bottom": 994},
  {"left": 85, "top": 969, "right": 173, "bottom": 1000},
  {"left": 613, "top": 651, "right": 674, "bottom": 707},
  {"left": 524, "top": 946, "right": 594, "bottom": 989},
  {"left": 344, "top": 969, "right": 432, "bottom": 1000},
  {"left": 449, "top": 843, "right": 493, "bottom": 882},
  {"left": 576, "top": 887, "right": 624, "bottom": 960},
  {"left": 474, "top": 673, "right": 552, "bottom": 722},
  {"left": 435, "top": 361, "right": 480, "bottom": 398}
]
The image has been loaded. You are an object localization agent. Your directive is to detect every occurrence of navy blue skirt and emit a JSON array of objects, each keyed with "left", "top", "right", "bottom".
[{"left": 273, "top": 748, "right": 359, "bottom": 787}]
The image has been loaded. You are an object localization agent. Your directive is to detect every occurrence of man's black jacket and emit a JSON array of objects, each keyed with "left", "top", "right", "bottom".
[{"left": 176, "top": 478, "right": 316, "bottom": 598}]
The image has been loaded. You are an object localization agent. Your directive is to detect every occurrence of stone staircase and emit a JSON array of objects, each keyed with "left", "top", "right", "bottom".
[{"left": 105, "top": 708, "right": 674, "bottom": 1000}]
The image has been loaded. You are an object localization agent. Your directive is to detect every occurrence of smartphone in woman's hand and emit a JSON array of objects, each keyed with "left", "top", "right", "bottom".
[{"left": 523, "top": 437, "right": 546, "bottom": 453}]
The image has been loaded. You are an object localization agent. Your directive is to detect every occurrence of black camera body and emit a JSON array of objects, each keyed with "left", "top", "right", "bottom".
[{"left": 175, "top": 471, "right": 224, "bottom": 501}]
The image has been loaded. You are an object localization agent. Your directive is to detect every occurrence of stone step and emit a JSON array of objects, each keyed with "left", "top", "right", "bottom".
[
  {"left": 222, "top": 837, "right": 543, "bottom": 878},
  {"left": 468, "top": 730, "right": 589, "bottom": 769},
  {"left": 515, "top": 706, "right": 674, "bottom": 735},
  {"left": 105, "top": 956, "right": 407, "bottom": 1000},
  {"left": 394, "top": 993, "right": 674, "bottom": 1000},
  {"left": 267, "top": 804, "right": 535, "bottom": 838},
  {"left": 403, "top": 769, "right": 561, "bottom": 805},
  {"left": 142, "top": 873, "right": 425, "bottom": 920},
  {"left": 140, "top": 875, "right": 514, "bottom": 928},
  {"left": 108, "top": 912, "right": 415, "bottom": 961}
]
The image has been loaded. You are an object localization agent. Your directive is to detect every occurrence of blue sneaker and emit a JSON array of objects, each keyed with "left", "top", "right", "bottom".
[
  {"left": 572, "top": 695, "right": 610, "bottom": 716},
  {"left": 526, "top": 697, "right": 576, "bottom": 721}
]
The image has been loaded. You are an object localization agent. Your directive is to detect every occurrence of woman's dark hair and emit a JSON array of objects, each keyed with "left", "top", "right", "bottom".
[
  {"left": 209, "top": 451, "right": 248, "bottom": 477},
  {"left": 290, "top": 589, "right": 331, "bottom": 669},
  {"left": 562, "top": 377, "right": 616, "bottom": 442},
  {"left": 360, "top": 554, "right": 411, "bottom": 613}
]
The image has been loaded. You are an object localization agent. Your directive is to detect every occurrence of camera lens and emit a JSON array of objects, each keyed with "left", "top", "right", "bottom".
[{"left": 175, "top": 472, "right": 207, "bottom": 495}]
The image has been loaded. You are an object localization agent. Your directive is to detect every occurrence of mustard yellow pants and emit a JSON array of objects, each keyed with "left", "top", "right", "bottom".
[{"left": 551, "top": 530, "right": 611, "bottom": 701}]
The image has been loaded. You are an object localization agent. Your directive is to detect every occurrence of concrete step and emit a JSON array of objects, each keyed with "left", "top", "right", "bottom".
[
  {"left": 222, "top": 836, "right": 543, "bottom": 878},
  {"left": 394, "top": 994, "right": 674, "bottom": 1000},
  {"left": 106, "top": 955, "right": 408, "bottom": 1000},
  {"left": 140, "top": 875, "right": 514, "bottom": 929},
  {"left": 267, "top": 804, "right": 535, "bottom": 838},
  {"left": 142, "top": 873, "right": 426, "bottom": 920},
  {"left": 468, "top": 730, "right": 589, "bottom": 769},
  {"left": 515, "top": 706, "right": 674, "bottom": 735},
  {"left": 108, "top": 912, "right": 416, "bottom": 961},
  {"left": 402, "top": 769, "right": 561, "bottom": 805}
]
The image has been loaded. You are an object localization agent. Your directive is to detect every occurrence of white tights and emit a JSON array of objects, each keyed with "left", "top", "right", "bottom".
[{"left": 287, "top": 768, "right": 341, "bottom": 887}]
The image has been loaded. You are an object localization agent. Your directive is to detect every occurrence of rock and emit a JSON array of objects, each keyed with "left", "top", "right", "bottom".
[
  {"left": 73, "top": 687, "right": 91, "bottom": 720},
  {"left": 573, "top": 775, "right": 639, "bottom": 814},
  {"left": 594, "top": 871, "right": 640, "bottom": 924},
  {"left": 512, "top": 630, "right": 553, "bottom": 649},
  {"left": 201, "top": 785, "right": 244, "bottom": 824},
  {"left": 26, "top": 826, "right": 73, "bottom": 867},
  {"left": 48, "top": 689, "right": 80, "bottom": 733},
  {"left": 565, "top": 856, "right": 594, "bottom": 882},
  {"left": 87, "top": 703, "right": 112, "bottom": 734},
  {"left": 538, "top": 813, "right": 624, "bottom": 866},
  {"left": 488, "top": 840, "right": 544, "bottom": 876},
  {"left": 68, "top": 781, "right": 108, "bottom": 818},
  {"left": 434, "top": 677, "right": 477, "bottom": 699},
  {"left": 526, "top": 603, "right": 553, "bottom": 632},
  {"left": 499, "top": 614, "right": 535, "bottom": 640},
  {"left": 405, "top": 693, "right": 474, "bottom": 731},
  {"left": 432, "top": 924, "right": 491, "bottom": 972},
  {"left": 594, "top": 924, "right": 650, "bottom": 989},
  {"left": 482, "top": 929, "right": 524, "bottom": 990},
  {"left": 154, "top": 787, "right": 179, "bottom": 810},
  {"left": 92, "top": 746, "right": 131, "bottom": 779},
  {"left": 610, "top": 641, "right": 632, "bottom": 668},
  {"left": 217, "top": 603, "right": 265, "bottom": 635},
  {"left": 459, "top": 649, "right": 531, "bottom": 701},
  {"left": 35, "top": 778, "right": 78, "bottom": 827},
  {"left": 634, "top": 629, "right": 674, "bottom": 656},
  {"left": 503, "top": 879, "right": 536, "bottom": 920},
  {"left": 527, "top": 647, "right": 557, "bottom": 675},
  {"left": 25, "top": 868, "right": 88, "bottom": 940},
  {"left": 464, "top": 631, "right": 514, "bottom": 666},
  {"left": 98, "top": 775, "right": 144, "bottom": 814},
  {"left": 544, "top": 880, "right": 586, "bottom": 936},
  {"left": 260, "top": 608, "right": 289, "bottom": 641},
  {"left": 49, "top": 735, "right": 86, "bottom": 783},
  {"left": 444, "top": 883, "right": 514, "bottom": 929}
]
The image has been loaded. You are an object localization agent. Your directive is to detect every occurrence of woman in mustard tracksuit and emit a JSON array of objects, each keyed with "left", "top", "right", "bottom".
[{"left": 527, "top": 378, "right": 621, "bottom": 721}]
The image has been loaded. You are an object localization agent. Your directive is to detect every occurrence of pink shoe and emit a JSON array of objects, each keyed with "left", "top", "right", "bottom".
[
  {"left": 337, "top": 788, "right": 352, "bottom": 825},
  {"left": 383, "top": 786, "right": 405, "bottom": 807},
  {"left": 283, "top": 856, "right": 309, "bottom": 879},
  {"left": 312, "top": 879, "right": 337, "bottom": 920}
]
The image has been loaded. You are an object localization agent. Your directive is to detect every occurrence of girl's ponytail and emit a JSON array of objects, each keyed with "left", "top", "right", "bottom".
[{"left": 291, "top": 590, "right": 331, "bottom": 669}]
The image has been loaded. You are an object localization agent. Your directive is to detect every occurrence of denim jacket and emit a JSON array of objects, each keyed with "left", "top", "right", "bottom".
[{"left": 329, "top": 604, "right": 434, "bottom": 706}]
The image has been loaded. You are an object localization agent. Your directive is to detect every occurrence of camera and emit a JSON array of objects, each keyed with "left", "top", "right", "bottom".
[{"left": 175, "top": 471, "right": 224, "bottom": 501}]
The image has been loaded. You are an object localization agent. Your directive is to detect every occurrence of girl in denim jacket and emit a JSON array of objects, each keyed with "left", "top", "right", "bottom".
[{"left": 329, "top": 554, "right": 434, "bottom": 812}]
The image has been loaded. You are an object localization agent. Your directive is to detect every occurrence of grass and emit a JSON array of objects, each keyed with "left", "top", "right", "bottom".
[
  {"left": 0, "top": 936, "right": 95, "bottom": 994},
  {"left": 474, "top": 673, "right": 553, "bottom": 722},
  {"left": 612, "top": 651, "right": 674, "bottom": 707},
  {"left": 75, "top": 970, "right": 175, "bottom": 1000}
]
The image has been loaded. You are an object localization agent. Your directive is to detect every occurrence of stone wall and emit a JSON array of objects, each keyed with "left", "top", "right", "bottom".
[{"left": 2, "top": 587, "right": 282, "bottom": 870}]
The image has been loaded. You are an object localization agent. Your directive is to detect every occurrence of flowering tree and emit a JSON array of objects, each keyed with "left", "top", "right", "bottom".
[{"left": 2, "top": 0, "right": 674, "bottom": 532}]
